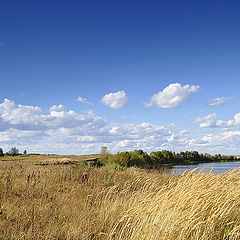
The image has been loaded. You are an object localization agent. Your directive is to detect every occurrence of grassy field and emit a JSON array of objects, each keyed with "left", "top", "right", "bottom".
[{"left": 0, "top": 155, "right": 240, "bottom": 239}]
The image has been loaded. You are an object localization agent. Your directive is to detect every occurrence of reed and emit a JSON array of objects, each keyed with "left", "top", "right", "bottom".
[
  {"left": 109, "top": 168, "right": 240, "bottom": 240},
  {"left": 0, "top": 159, "right": 239, "bottom": 239}
]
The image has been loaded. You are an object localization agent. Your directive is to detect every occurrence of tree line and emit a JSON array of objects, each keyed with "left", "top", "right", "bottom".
[
  {"left": 100, "top": 149, "right": 237, "bottom": 168},
  {"left": 0, "top": 147, "right": 27, "bottom": 156}
]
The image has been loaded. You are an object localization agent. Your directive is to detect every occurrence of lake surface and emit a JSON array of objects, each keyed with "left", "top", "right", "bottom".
[{"left": 169, "top": 161, "right": 240, "bottom": 174}]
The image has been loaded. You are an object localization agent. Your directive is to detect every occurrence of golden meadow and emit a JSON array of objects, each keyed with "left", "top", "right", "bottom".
[{"left": 0, "top": 155, "right": 240, "bottom": 239}]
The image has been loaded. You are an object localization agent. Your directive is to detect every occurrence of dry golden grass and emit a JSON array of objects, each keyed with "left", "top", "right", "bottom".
[
  {"left": 0, "top": 156, "right": 240, "bottom": 240},
  {"left": 110, "top": 168, "right": 240, "bottom": 240}
]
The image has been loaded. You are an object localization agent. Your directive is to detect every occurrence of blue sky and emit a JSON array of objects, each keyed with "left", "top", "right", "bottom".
[{"left": 1, "top": 0, "right": 240, "bottom": 155}]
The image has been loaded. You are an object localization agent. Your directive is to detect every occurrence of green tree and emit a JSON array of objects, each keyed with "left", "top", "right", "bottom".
[
  {"left": 101, "top": 146, "right": 107, "bottom": 155},
  {"left": 0, "top": 148, "right": 3, "bottom": 156},
  {"left": 128, "top": 152, "right": 143, "bottom": 167},
  {"left": 114, "top": 152, "right": 130, "bottom": 167},
  {"left": 161, "top": 150, "right": 174, "bottom": 163},
  {"left": 23, "top": 150, "right": 27, "bottom": 155},
  {"left": 9, "top": 147, "right": 19, "bottom": 156}
]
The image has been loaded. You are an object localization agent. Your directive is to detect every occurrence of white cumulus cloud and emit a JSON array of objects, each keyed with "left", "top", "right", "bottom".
[
  {"left": 101, "top": 90, "right": 128, "bottom": 109},
  {"left": 144, "top": 83, "right": 200, "bottom": 108},
  {"left": 0, "top": 98, "right": 43, "bottom": 130},
  {"left": 195, "top": 112, "right": 240, "bottom": 128},
  {"left": 0, "top": 99, "right": 106, "bottom": 131},
  {"left": 0, "top": 98, "right": 185, "bottom": 154},
  {"left": 195, "top": 112, "right": 218, "bottom": 128}
]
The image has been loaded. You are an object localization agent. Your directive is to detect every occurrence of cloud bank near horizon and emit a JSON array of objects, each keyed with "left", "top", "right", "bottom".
[
  {"left": 0, "top": 98, "right": 239, "bottom": 155},
  {"left": 195, "top": 112, "right": 240, "bottom": 128}
]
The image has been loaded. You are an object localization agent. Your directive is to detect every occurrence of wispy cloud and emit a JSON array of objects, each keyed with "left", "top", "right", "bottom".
[
  {"left": 77, "top": 96, "right": 92, "bottom": 105},
  {"left": 207, "top": 97, "right": 234, "bottom": 107}
]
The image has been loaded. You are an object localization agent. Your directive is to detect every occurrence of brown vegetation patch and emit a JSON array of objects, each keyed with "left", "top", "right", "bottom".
[{"left": 0, "top": 160, "right": 240, "bottom": 239}]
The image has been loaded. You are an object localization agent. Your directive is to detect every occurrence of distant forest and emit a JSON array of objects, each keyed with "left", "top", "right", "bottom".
[{"left": 100, "top": 149, "right": 238, "bottom": 169}]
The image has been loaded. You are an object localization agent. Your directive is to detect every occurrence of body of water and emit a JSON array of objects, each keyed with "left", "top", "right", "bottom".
[{"left": 170, "top": 161, "right": 240, "bottom": 174}]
